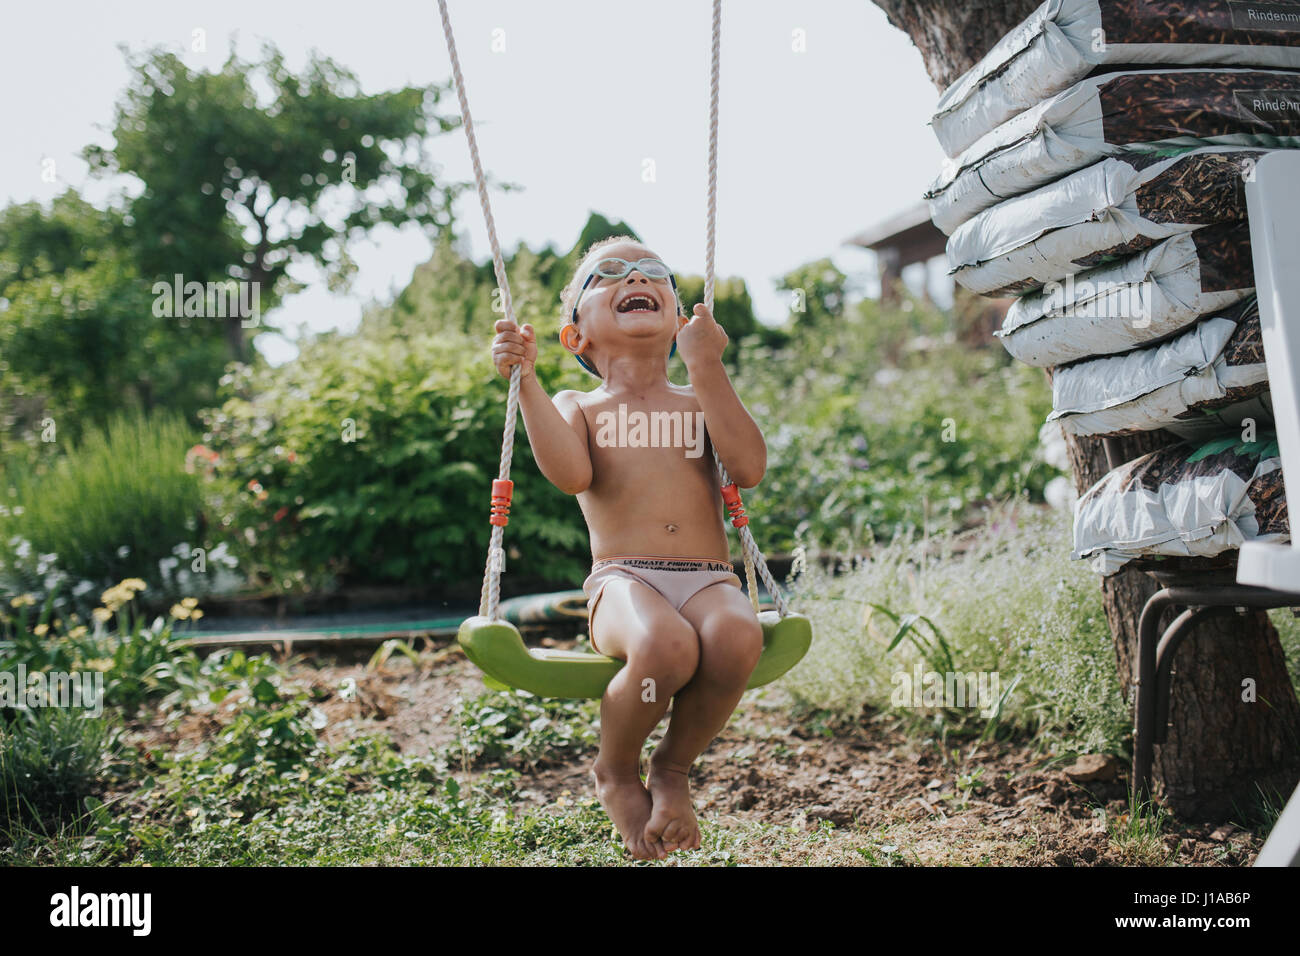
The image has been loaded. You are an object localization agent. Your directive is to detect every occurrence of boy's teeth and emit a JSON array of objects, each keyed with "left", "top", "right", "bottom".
[{"left": 618, "top": 296, "right": 656, "bottom": 312}]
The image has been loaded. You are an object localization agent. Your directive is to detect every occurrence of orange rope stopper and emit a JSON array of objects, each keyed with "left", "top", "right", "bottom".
[
  {"left": 720, "top": 482, "right": 748, "bottom": 528},
  {"left": 490, "top": 479, "right": 514, "bottom": 527}
]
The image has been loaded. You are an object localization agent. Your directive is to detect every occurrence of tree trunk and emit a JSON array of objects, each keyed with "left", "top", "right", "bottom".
[
  {"left": 875, "top": 0, "right": 1300, "bottom": 818},
  {"left": 872, "top": 0, "right": 1041, "bottom": 91}
]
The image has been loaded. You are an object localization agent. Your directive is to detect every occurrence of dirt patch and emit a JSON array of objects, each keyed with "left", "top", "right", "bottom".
[
  {"left": 123, "top": 637, "right": 1267, "bottom": 866},
  {"left": 370, "top": 643, "right": 1269, "bottom": 864}
]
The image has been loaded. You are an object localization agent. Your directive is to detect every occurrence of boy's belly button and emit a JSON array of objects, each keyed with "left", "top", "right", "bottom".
[{"left": 665, "top": 523, "right": 678, "bottom": 533}]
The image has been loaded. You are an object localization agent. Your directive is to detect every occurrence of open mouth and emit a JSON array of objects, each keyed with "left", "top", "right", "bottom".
[{"left": 616, "top": 294, "right": 658, "bottom": 314}]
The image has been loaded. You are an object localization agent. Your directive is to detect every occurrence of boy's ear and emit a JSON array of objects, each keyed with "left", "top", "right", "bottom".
[{"left": 559, "top": 323, "right": 589, "bottom": 355}]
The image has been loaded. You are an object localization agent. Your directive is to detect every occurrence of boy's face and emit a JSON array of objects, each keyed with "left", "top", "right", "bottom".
[{"left": 569, "top": 241, "right": 681, "bottom": 374}]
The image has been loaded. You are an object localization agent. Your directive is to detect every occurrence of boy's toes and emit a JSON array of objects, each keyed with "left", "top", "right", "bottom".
[
  {"left": 662, "top": 820, "right": 688, "bottom": 848},
  {"left": 644, "top": 767, "right": 698, "bottom": 854},
  {"left": 646, "top": 815, "right": 691, "bottom": 854}
]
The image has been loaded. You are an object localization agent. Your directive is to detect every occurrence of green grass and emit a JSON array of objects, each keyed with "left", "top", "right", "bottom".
[
  {"left": 0, "top": 407, "right": 204, "bottom": 610},
  {"left": 442, "top": 689, "right": 600, "bottom": 771},
  {"left": 783, "top": 502, "right": 1128, "bottom": 755},
  {"left": 6, "top": 775, "right": 890, "bottom": 866},
  {"left": 1102, "top": 792, "right": 1180, "bottom": 866},
  {"left": 1, "top": 705, "right": 122, "bottom": 841},
  {"left": 7, "top": 502, "right": 1296, "bottom": 867}
]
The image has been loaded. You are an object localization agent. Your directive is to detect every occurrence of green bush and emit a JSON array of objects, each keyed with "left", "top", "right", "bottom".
[
  {"left": 734, "top": 296, "right": 1058, "bottom": 551},
  {"left": 0, "top": 407, "right": 206, "bottom": 610},
  {"left": 0, "top": 579, "right": 211, "bottom": 718},
  {"left": 1, "top": 705, "right": 120, "bottom": 837},
  {"left": 199, "top": 291, "right": 595, "bottom": 593},
  {"left": 196, "top": 225, "right": 1058, "bottom": 593}
]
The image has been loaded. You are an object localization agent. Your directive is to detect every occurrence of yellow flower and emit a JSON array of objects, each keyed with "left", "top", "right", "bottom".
[
  {"left": 33, "top": 623, "right": 49, "bottom": 637},
  {"left": 69, "top": 625, "right": 88, "bottom": 639},
  {"left": 10, "top": 594, "right": 36, "bottom": 608},
  {"left": 169, "top": 604, "right": 191, "bottom": 620},
  {"left": 100, "top": 586, "right": 126, "bottom": 608},
  {"left": 92, "top": 607, "right": 113, "bottom": 623},
  {"left": 84, "top": 658, "right": 114, "bottom": 672},
  {"left": 181, "top": 597, "right": 199, "bottom": 609},
  {"left": 100, "top": 580, "right": 145, "bottom": 609},
  {"left": 190, "top": 609, "right": 204, "bottom": 621}
]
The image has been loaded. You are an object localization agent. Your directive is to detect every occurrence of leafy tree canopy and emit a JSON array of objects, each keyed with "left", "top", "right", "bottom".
[{"left": 82, "top": 40, "right": 469, "bottom": 357}]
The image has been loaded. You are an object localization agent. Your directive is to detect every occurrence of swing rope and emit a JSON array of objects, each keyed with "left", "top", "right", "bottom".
[
  {"left": 437, "top": 0, "right": 520, "bottom": 621},
  {"left": 701, "top": 1, "right": 788, "bottom": 617},
  {"left": 439, "top": 0, "right": 789, "bottom": 622}
]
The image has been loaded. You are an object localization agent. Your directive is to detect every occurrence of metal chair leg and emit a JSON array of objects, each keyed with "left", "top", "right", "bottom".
[
  {"left": 1154, "top": 605, "right": 1230, "bottom": 744},
  {"left": 1134, "top": 588, "right": 1176, "bottom": 803},
  {"left": 1129, "top": 579, "right": 1300, "bottom": 807}
]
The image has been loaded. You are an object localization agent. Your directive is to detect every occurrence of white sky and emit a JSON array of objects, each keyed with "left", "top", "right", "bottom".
[{"left": 2, "top": 0, "right": 948, "bottom": 365}]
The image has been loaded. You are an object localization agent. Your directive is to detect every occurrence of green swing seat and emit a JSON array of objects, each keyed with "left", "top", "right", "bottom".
[{"left": 458, "top": 610, "right": 813, "bottom": 699}]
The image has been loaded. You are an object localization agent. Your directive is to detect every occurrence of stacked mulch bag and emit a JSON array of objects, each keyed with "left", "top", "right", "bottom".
[
  {"left": 1072, "top": 433, "right": 1287, "bottom": 574},
  {"left": 926, "top": 0, "right": 1300, "bottom": 574}
]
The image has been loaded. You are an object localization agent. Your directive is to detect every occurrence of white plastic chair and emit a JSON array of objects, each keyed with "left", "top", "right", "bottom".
[
  {"left": 1239, "top": 149, "right": 1300, "bottom": 868},
  {"left": 1239, "top": 150, "right": 1300, "bottom": 592}
]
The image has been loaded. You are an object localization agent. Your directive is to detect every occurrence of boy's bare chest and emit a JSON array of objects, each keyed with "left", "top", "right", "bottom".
[{"left": 581, "top": 394, "right": 714, "bottom": 476}]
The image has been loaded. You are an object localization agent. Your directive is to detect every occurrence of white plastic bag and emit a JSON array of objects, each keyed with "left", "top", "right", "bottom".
[
  {"left": 927, "top": 68, "right": 1300, "bottom": 234},
  {"left": 948, "top": 147, "right": 1261, "bottom": 297},
  {"left": 997, "top": 222, "right": 1254, "bottom": 366},
  {"left": 1048, "top": 297, "right": 1269, "bottom": 438},
  {"left": 932, "top": 0, "right": 1300, "bottom": 157},
  {"left": 1071, "top": 434, "right": 1287, "bottom": 575}
]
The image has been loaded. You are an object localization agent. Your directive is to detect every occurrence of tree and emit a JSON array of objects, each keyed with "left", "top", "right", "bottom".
[
  {"left": 873, "top": 0, "right": 1300, "bottom": 816},
  {"left": 570, "top": 211, "right": 642, "bottom": 263},
  {"left": 83, "top": 41, "right": 467, "bottom": 362},
  {"left": 776, "top": 258, "right": 849, "bottom": 329},
  {"left": 0, "top": 190, "right": 226, "bottom": 448}
]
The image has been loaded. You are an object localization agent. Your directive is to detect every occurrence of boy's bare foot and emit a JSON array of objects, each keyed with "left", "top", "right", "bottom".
[
  {"left": 592, "top": 761, "right": 666, "bottom": 861},
  {"left": 645, "top": 754, "right": 701, "bottom": 852}
]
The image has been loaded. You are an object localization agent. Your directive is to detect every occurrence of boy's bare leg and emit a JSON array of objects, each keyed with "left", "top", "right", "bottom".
[
  {"left": 645, "top": 582, "right": 763, "bottom": 852},
  {"left": 589, "top": 577, "right": 701, "bottom": 861}
]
